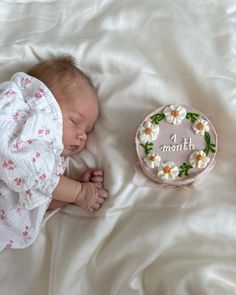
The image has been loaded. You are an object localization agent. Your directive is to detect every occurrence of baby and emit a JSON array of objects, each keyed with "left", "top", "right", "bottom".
[{"left": 0, "top": 55, "right": 108, "bottom": 251}]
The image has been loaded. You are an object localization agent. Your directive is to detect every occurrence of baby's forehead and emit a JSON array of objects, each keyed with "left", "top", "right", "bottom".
[
  {"left": 55, "top": 74, "right": 97, "bottom": 101},
  {"left": 66, "top": 72, "right": 95, "bottom": 93}
]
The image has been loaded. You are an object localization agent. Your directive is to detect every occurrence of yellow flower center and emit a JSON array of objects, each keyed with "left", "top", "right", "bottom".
[
  {"left": 171, "top": 110, "right": 179, "bottom": 117},
  {"left": 149, "top": 156, "right": 156, "bottom": 161},
  {"left": 196, "top": 122, "right": 204, "bottom": 130},
  {"left": 145, "top": 128, "right": 152, "bottom": 135},
  {"left": 196, "top": 155, "right": 203, "bottom": 161},
  {"left": 163, "top": 166, "right": 172, "bottom": 174}
]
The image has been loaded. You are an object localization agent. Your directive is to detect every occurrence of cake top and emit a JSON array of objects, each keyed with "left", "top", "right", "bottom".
[{"left": 135, "top": 104, "right": 218, "bottom": 186}]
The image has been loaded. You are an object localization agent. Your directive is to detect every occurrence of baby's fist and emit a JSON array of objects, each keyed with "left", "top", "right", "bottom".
[
  {"left": 79, "top": 168, "right": 103, "bottom": 187},
  {"left": 74, "top": 182, "right": 108, "bottom": 212}
]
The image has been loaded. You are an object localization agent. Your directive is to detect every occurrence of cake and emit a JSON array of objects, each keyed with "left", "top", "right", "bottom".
[{"left": 135, "top": 104, "right": 218, "bottom": 186}]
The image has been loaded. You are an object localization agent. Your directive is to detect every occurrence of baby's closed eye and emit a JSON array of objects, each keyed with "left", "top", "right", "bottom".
[{"left": 70, "top": 118, "right": 80, "bottom": 125}]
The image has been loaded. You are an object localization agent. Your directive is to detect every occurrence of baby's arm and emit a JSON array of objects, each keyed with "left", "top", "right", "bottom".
[
  {"left": 49, "top": 176, "right": 81, "bottom": 210},
  {"left": 52, "top": 175, "right": 81, "bottom": 203}
]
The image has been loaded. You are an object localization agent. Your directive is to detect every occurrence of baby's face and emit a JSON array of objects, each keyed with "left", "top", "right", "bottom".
[{"left": 58, "top": 87, "right": 99, "bottom": 157}]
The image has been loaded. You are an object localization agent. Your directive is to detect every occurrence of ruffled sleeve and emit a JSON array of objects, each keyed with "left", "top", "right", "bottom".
[{"left": 0, "top": 72, "right": 66, "bottom": 210}]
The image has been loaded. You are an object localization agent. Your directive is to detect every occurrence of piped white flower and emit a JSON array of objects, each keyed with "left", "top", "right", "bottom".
[
  {"left": 157, "top": 161, "right": 179, "bottom": 180},
  {"left": 144, "top": 152, "right": 161, "bottom": 169},
  {"left": 189, "top": 150, "right": 210, "bottom": 169},
  {"left": 139, "top": 121, "right": 159, "bottom": 143},
  {"left": 163, "top": 105, "right": 187, "bottom": 125},
  {"left": 192, "top": 118, "right": 209, "bottom": 135}
]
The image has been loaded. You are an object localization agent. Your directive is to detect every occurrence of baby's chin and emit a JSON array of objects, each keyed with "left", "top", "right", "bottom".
[{"left": 61, "top": 145, "right": 83, "bottom": 157}]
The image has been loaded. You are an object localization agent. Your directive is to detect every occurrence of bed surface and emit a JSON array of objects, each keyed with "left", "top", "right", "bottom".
[{"left": 0, "top": 1, "right": 236, "bottom": 294}]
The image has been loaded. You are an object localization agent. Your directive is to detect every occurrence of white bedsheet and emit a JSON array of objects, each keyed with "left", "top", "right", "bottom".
[{"left": 0, "top": 0, "right": 236, "bottom": 294}]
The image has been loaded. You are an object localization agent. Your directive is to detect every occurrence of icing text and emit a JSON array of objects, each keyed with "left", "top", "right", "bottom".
[{"left": 160, "top": 135, "right": 195, "bottom": 152}]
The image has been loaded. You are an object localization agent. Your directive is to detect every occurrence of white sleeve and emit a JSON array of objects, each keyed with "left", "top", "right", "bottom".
[{"left": 0, "top": 77, "right": 65, "bottom": 210}]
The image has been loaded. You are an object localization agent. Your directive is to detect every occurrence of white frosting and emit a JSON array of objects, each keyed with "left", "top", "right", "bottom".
[
  {"left": 163, "top": 105, "right": 187, "bottom": 125},
  {"left": 170, "top": 134, "right": 177, "bottom": 143},
  {"left": 192, "top": 118, "right": 209, "bottom": 135},
  {"left": 189, "top": 150, "right": 210, "bottom": 168},
  {"left": 144, "top": 152, "right": 161, "bottom": 168},
  {"left": 160, "top": 137, "right": 195, "bottom": 152},
  {"left": 139, "top": 121, "right": 159, "bottom": 143},
  {"left": 157, "top": 161, "right": 179, "bottom": 180}
]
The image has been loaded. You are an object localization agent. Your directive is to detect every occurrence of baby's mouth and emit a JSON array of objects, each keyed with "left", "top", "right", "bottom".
[{"left": 70, "top": 145, "right": 80, "bottom": 151}]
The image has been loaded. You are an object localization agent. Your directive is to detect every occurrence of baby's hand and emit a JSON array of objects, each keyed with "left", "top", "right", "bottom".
[
  {"left": 74, "top": 182, "right": 108, "bottom": 212},
  {"left": 79, "top": 169, "right": 104, "bottom": 188}
]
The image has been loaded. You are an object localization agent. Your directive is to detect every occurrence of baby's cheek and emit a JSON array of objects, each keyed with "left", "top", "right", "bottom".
[
  {"left": 79, "top": 141, "right": 86, "bottom": 152},
  {"left": 62, "top": 132, "right": 72, "bottom": 146}
]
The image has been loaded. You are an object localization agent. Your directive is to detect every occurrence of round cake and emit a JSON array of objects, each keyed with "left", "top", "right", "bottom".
[{"left": 135, "top": 104, "right": 218, "bottom": 186}]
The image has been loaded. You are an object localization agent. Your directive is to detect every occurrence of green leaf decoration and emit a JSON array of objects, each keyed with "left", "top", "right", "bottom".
[
  {"left": 140, "top": 142, "right": 153, "bottom": 155},
  {"left": 151, "top": 113, "right": 165, "bottom": 125},
  {"left": 185, "top": 112, "right": 200, "bottom": 123},
  {"left": 203, "top": 131, "right": 216, "bottom": 156},
  {"left": 178, "top": 163, "right": 193, "bottom": 177}
]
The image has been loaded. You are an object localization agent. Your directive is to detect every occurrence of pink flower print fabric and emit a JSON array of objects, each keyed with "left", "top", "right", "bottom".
[{"left": 0, "top": 72, "right": 66, "bottom": 251}]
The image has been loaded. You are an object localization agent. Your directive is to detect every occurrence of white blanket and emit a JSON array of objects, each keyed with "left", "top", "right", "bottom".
[{"left": 0, "top": 0, "right": 236, "bottom": 294}]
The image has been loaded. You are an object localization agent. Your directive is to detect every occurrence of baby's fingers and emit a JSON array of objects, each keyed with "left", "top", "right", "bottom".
[
  {"left": 94, "top": 182, "right": 103, "bottom": 189},
  {"left": 92, "top": 170, "right": 103, "bottom": 177},
  {"left": 90, "top": 176, "right": 103, "bottom": 183},
  {"left": 96, "top": 197, "right": 106, "bottom": 204},
  {"left": 98, "top": 189, "right": 108, "bottom": 199},
  {"left": 78, "top": 170, "right": 91, "bottom": 182}
]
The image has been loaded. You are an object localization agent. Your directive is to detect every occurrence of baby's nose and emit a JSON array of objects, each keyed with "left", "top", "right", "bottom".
[{"left": 77, "top": 132, "right": 87, "bottom": 142}]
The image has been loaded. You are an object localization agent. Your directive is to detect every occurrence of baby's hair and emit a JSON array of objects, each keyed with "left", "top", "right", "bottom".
[{"left": 27, "top": 55, "right": 96, "bottom": 95}]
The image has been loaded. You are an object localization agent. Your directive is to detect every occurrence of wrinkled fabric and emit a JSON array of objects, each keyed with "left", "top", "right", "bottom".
[
  {"left": 0, "top": 72, "right": 66, "bottom": 251},
  {"left": 0, "top": 0, "right": 236, "bottom": 294}
]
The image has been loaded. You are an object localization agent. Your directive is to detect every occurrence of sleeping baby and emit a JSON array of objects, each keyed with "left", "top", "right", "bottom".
[{"left": 0, "top": 55, "right": 108, "bottom": 251}]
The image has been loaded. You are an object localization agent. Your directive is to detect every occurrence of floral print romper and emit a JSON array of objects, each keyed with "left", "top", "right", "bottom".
[{"left": 0, "top": 73, "right": 66, "bottom": 251}]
